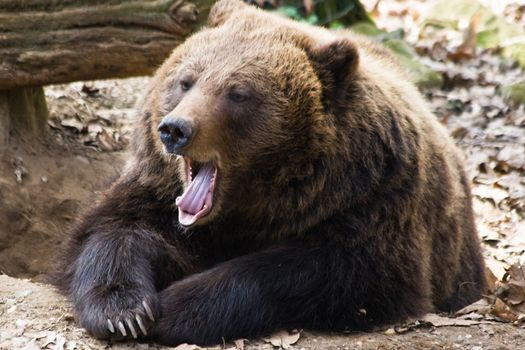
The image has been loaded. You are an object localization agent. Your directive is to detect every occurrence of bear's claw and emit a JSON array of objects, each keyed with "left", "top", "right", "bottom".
[
  {"left": 107, "top": 319, "right": 115, "bottom": 334},
  {"left": 136, "top": 314, "right": 148, "bottom": 335},
  {"left": 105, "top": 300, "right": 153, "bottom": 339},
  {"left": 126, "top": 318, "right": 138, "bottom": 339},
  {"left": 117, "top": 321, "right": 127, "bottom": 337},
  {"left": 143, "top": 300, "right": 155, "bottom": 322}
]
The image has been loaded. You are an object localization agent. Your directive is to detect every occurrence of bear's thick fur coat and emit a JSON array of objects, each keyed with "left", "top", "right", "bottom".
[{"left": 52, "top": 0, "right": 486, "bottom": 345}]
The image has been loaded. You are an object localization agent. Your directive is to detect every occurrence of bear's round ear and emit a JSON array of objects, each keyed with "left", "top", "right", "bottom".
[
  {"left": 207, "top": 0, "right": 248, "bottom": 27},
  {"left": 306, "top": 39, "right": 360, "bottom": 93}
]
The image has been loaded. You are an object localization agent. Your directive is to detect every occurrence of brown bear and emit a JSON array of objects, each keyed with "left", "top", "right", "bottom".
[{"left": 51, "top": 0, "right": 486, "bottom": 346}]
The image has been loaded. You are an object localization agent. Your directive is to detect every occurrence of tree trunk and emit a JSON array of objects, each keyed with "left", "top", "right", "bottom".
[
  {"left": 0, "top": 0, "right": 213, "bottom": 90},
  {"left": 0, "top": 87, "right": 49, "bottom": 151},
  {"left": 0, "top": 93, "right": 10, "bottom": 152}
]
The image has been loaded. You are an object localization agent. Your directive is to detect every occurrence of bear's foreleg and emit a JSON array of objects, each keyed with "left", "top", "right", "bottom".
[
  {"left": 68, "top": 227, "right": 162, "bottom": 340},
  {"left": 150, "top": 244, "right": 429, "bottom": 346},
  {"left": 151, "top": 246, "right": 324, "bottom": 345},
  {"left": 56, "top": 176, "right": 190, "bottom": 341}
]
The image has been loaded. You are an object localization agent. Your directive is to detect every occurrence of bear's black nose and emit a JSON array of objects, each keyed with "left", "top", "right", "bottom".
[{"left": 158, "top": 118, "right": 193, "bottom": 153}]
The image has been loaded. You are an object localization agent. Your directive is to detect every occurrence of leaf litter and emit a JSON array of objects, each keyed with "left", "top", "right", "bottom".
[
  {"left": 45, "top": 80, "right": 138, "bottom": 152},
  {"left": 263, "top": 330, "right": 301, "bottom": 349},
  {"left": 362, "top": 0, "right": 525, "bottom": 330}
]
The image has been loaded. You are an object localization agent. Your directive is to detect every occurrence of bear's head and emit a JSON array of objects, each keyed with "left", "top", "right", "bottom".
[{"left": 143, "top": 0, "right": 360, "bottom": 229}]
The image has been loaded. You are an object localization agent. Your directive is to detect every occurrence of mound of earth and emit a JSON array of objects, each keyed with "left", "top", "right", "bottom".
[{"left": 0, "top": 78, "right": 140, "bottom": 279}]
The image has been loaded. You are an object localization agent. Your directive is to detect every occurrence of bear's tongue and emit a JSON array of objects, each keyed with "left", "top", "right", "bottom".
[{"left": 176, "top": 162, "right": 216, "bottom": 226}]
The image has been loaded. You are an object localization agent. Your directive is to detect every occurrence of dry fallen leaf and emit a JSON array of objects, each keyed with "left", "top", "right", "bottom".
[
  {"left": 485, "top": 259, "right": 505, "bottom": 288},
  {"left": 41, "top": 331, "right": 57, "bottom": 347},
  {"left": 21, "top": 339, "right": 40, "bottom": 350},
  {"left": 87, "top": 121, "right": 103, "bottom": 136},
  {"left": 263, "top": 330, "right": 301, "bottom": 349},
  {"left": 96, "top": 129, "right": 124, "bottom": 152},
  {"left": 490, "top": 297, "right": 519, "bottom": 322},
  {"left": 422, "top": 313, "right": 481, "bottom": 327},
  {"left": 496, "top": 263, "right": 525, "bottom": 313},
  {"left": 507, "top": 226, "right": 525, "bottom": 251},
  {"left": 53, "top": 334, "right": 66, "bottom": 350},
  {"left": 497, "top": 145, "right": 525, "bottom": 171},
  {"left": 60, "top": 118, "right": 84, "bottom": 133},
  {"left": 472, "top": 184, "right": 509, "bottom": 208},
  {"left": 234, "top": 339, "right": 245, "bottom": 350},
  {"left": 173, "top": 343, "right": 203, "bottom": 350},
  {"left": 384, "top": 328, "right": 396, "bottom": 335},
  {"left": 455, "top": 298, "right": 492, "bottom": 317}
]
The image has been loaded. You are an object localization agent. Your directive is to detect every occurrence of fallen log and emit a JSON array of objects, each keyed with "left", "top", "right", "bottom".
[
  {"left": 0, "top": 0, "right": 211, "bottom": 90},
  {"left": 0, "top": 0, "right": 211, "bottom": 145}
]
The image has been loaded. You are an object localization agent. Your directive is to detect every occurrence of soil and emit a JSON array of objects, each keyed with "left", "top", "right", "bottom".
[
  {"left": 0, "top": 78, "right": 142, "bottom": 279},
  {"left": 1, "top": 275, "right": 525, "bottom": 350},
  {"left": 0, "top": 138, "right": 126, "bottom": 279}
]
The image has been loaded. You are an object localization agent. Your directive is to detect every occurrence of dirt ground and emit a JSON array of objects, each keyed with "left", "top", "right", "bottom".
[
  {"left": 0, "top": 140, "right": 126, "bottom": 279},
  {"left": 1, "top": 275, "right": 525, "bottom": 350},
  {"left": 0, "top": 78, "right": 144, "bottom": 279}
]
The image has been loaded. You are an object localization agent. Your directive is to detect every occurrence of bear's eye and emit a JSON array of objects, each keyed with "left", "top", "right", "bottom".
[
  {"left": 180, "top": 80, "right": 192, "bottom": 92},
  {"left": 228, "top": 91, "right": 250, "bottom": 103}
]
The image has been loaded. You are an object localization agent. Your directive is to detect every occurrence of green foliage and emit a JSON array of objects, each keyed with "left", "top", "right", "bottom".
[
  {"left": 277, "top": 6, "right": 319, "bottom": 24},
  {"left": 503, "top": 44, "right": 525, "bottom": 70},
  {"left": 329, "top": 21, "right": 344, "bottom": 30},
  {"left": 350, "top": 22, "right": 383, "bottom": 36},
  {"left": 276, "top": 0, "right": 371, "bottom": 28},
  {"left": 501, "top": 82, "right": 525, "bottom": 105},
  {"left": 384, "top": 39, "right": 443, "bottom": 89},
  {"left": 351, "top": 23, "right": 443, "bottom": 88}
]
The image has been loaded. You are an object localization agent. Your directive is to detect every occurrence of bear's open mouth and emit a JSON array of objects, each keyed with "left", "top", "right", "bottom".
[{"left": 175, "top": 157, "right": 217, "bottom": 227}]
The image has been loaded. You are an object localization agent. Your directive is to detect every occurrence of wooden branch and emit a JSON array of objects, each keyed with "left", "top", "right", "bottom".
[{"left": 0, "top": 0, "right": 213, "bottom": 90}]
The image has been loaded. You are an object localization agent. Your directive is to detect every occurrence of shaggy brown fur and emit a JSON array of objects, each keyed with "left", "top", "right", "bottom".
[{"left": 51, "top": 0, "right": 486, "bottom": 346}]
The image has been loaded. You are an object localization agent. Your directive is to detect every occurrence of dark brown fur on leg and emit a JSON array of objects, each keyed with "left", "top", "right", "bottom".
[
  {"left": 50, "top": 172, "right": 198, "bottom": 340},
  {"left": 150, "top": 243, "right": 429, "bottom": 346}
]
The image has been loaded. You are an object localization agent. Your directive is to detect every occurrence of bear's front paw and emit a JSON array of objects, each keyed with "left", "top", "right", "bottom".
[
  {"left": 105, "top": 299, "right": 156, "bottom": 339},
  {"left": 75, "top": 286, "right": 159, "bottom": 341}
]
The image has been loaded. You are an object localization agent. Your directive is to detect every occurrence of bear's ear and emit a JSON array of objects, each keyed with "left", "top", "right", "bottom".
[
  {"left": 207, "top": 0, "right": 248, "bottom": 27},
  {"left": 306, "top": 39, "right": 360, "bottom": 95}
]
